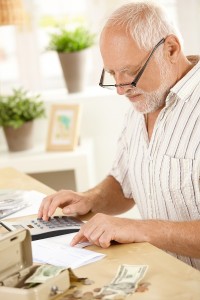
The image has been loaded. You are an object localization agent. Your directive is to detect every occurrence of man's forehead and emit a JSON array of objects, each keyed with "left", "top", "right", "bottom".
[
  {"left": 105, "top": 63, "right": 141, "bottom": 74},
  {"left": 100, "top": 25, "right": 141, "bottom": 52},
  {"left": 100, "top": 25, "right": 132, "bottom": 46},
  {"left": 100, "top": 27, "right": 146, "bottom": 68}
]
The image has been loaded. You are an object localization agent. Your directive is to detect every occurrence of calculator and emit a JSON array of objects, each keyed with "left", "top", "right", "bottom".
[{"left": 0, "top": 216, "right": 83, "bottom": 241}]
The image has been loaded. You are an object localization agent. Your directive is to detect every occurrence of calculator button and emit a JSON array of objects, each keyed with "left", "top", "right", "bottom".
[{"left": 27, "top": 224, "right": 34, "bottom": 229}]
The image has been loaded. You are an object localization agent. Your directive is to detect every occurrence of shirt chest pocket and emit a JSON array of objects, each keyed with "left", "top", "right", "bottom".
[
  {"left": 157, "top": 155, "right": 200, "bottom": 219},
  {"left": 161, "top": 155, "right": 198, "bottom": 191}
]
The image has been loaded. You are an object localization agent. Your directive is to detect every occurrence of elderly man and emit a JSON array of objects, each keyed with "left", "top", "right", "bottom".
[{"left": 38, "top": 2, "right": 200, "bottom": 270}]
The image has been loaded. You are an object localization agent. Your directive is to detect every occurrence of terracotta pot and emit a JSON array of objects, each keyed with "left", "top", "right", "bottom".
[
  {"left": 58, "top": 48, "right": 90, "bottom": 93},
  {"left": 3, "top": 121, "right": 34, "bottom": 152}
]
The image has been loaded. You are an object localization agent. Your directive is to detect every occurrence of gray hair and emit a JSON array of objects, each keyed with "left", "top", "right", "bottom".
[{"left": 103, "top": 1, "right": 183, "bottom": 51}]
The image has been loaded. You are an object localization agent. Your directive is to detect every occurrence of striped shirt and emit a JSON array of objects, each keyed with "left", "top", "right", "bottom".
[{"left": 110, "top": 56, "right": 200, "bottom": 270}]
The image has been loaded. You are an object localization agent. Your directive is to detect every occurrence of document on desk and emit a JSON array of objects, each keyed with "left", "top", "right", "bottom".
[
  {"left": 32, "top": 233, "right": 106, "bottom": 269},
  {"left": 0, "top": 190, "right": 45, "bottom": 219}
]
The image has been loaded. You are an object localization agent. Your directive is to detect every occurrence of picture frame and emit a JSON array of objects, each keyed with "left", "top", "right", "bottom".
[{"left": 46, "top": 104, "right": 81, "bottom": 151}]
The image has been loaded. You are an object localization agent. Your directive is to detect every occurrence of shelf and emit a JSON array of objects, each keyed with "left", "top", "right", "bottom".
[{"left": 0, "top": 139, "right": 95, "bottom": 192}]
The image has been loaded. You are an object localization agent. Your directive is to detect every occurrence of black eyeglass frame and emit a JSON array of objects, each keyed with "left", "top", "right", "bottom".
[{"left": 99, "top": 37, "right": 165, "bottom": 89}]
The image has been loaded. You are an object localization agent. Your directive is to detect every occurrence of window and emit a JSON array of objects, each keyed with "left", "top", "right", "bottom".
[{"left": 1, "top": 0, "right": 195, "bottom": 94}]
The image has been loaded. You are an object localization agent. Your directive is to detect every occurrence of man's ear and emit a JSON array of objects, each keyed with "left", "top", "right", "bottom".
[{"left": 164, "top": 35, "right": 181, "bottom": 64}]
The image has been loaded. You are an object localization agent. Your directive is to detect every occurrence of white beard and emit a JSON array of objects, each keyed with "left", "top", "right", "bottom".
[{"left": 126, "top": 60, "right": 172, "bottom": 114}]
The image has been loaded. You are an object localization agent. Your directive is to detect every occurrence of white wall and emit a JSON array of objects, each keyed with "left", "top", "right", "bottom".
[
  {"left": 41, "top": 88, "right": 131, "bottom": 184},
  {"left": 0, "top": 87, "right": 130, "bottom": 187},
  {"left": 176, "top": 0, "right": 200, "bottom": 55},
  {"left": 1, "top": 0, "right": 198, "bottom": 220}
]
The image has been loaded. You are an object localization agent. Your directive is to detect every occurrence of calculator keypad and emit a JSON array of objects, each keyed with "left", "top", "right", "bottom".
[
  {"left": 1, "top": 216, "right": 83, "bottom": 241},
  {"left": 28, "top": 216, "right": 82, "bottom": 230}
]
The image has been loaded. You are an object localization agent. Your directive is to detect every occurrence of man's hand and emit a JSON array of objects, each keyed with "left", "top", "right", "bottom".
[
  {"left": 70, "top": 213, "right": 144, "bottom": 248},
  {"left": 70, "top": 214, "right": 200, "bottom": 259},
  {"left": 38, "top": 176, "right": 135, "bottom": 221},
  {"left": 38, "top": 190, "right": 93, "bottom": 221}
]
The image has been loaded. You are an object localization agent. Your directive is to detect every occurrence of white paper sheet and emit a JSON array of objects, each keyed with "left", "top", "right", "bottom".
[
  {"left": 32, "top": 234, "right": 105, "bottom": 269},
  {"left": 37, "top": 232, "right": 91, "bottom": 248}
]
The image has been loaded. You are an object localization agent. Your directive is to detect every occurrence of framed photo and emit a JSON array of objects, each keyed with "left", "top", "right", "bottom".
[{"left": 46, "top": 104, "right": 81, "bottom": 151}]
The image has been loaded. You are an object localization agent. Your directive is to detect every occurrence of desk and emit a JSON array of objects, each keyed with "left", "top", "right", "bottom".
[
  {"left": 0, "top": 139, "right": 95, "bottom": 192},
  {"left": 0, "top": 167, "right": 200, "bottom": 299}
]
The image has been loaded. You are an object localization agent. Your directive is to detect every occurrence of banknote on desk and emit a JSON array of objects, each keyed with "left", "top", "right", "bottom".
[{"left": 0, "top": 190, "right": 31, "bottom": 219}]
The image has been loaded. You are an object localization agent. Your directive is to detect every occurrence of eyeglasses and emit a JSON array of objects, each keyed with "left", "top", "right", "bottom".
[{"left": 99, "top": 37, "right": 165, "bottom": 90}]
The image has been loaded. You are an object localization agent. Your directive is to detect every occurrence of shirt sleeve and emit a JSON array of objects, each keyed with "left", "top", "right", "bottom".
[{"left": 109, "top": 108, "right": 133, "bottom": 198}]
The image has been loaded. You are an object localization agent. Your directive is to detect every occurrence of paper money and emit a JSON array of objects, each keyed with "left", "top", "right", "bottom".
[
  {"left": 98, "top": 264, "right": 148, "bottom": 299},
  {"left": 25, "top": 264, "right": 66, "bottom": 284},
  {"left": 0, "top": 190, "right": 31, "bottom": 219}
]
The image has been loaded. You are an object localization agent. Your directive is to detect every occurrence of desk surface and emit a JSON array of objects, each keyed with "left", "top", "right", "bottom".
[{"left": 0, "top": 167, "right": 200, "bottom": 299}]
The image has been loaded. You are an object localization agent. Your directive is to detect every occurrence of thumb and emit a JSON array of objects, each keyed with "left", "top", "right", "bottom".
[{"left": 62, "top": 204, "right": 78, "bottom": 215}]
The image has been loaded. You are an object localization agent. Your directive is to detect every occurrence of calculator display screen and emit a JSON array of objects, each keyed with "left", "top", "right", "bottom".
[{"left": 13, "top": 224, "right": 24, "bottom": 229}]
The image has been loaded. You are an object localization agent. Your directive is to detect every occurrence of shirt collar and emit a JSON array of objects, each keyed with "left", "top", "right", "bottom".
[{"left": 169, "top": 55, "right": 200, "bottom": 102}]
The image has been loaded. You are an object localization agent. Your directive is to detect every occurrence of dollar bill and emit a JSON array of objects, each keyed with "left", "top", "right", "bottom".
[
  {"left": 98, "top": 264, "right": 148, "bottom": 299},
  {"left": 25, "top": 264, "right": 66, "bottom": 284}
]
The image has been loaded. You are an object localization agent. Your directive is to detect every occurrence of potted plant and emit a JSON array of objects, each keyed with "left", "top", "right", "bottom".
[
  {"left": 0, "top": 88, "right": 45, "bottom": 152},
  {"left": 47, "top": 26, "right": 96, "bottom": 93}
]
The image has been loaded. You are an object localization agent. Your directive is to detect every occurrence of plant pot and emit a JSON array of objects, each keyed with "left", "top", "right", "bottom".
[
  {"left": 3, "top": 121, "right": 34, "bottom": 152},
  {"left": 58, "top": 48, "right": 90, "bottom": 93}
]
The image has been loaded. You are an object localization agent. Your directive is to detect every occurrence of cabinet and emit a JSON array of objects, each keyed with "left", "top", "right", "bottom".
[{"left": 0, "top": 139, "right": 95, "bottom": 192}]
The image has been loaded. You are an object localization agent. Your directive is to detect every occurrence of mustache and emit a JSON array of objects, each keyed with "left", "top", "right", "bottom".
[{"left": 125, "top": 88, "right": 144, "bottom": 98}]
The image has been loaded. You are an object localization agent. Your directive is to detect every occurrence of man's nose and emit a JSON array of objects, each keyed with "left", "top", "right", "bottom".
[
  {"left": 115, "top": 74, "right": 132, "bottom": 95},
  {"left": 116, "top": 85, "right": 126, "bottom": 95},
  {"left": 116, "top": 84, "right": 132, "bottom": 95}
]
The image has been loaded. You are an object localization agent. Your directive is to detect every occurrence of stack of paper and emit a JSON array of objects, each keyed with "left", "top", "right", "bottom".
[
  {"left": 0, "top": 190, "right": 45, "bottom": 220},
  {"left": 0, "top": 190, "right": 31, "bottom": 219}
]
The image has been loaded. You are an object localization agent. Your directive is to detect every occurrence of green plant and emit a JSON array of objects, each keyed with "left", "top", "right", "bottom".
[
  {"left": 47, "top": 26, "right": 96, "bottom": 53},
  {"left": 0, "top": 88, "right": 45, "bottom": 129}
]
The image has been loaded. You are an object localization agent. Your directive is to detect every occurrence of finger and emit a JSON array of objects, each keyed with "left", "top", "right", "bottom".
[
  {"left": 38, "top": 195, "right": 51, "bottom": 217},
  {"left": 98, "top": 231, "right": 112, "bottom": 248},
  {"left": 87, "top": 229, "right": 107, "bottom": 247},
  {"left": 62, "top": 195, "right": 89, "bottom": 216},
  {"left": 38, "top": 194, "right": 56, "bottom": 220},
  {"left": 73, "top": 236, "right": 89, "bottom": 246},
  {"left": 83, "top": 226, "right": 106, "bottom": 247},
  {"left": 38, "top": 190, "right": 76, "bottom": 220},
  {"left": 62, "top": 205, "right": 73, "bottom": 215},
  {"left": 70, "top": 230, "right": 85, "bottom": 246},
  {"left": 42, "top": 196, "right": 61, "bottom": 220},
  {"left": 70, "top": 220, "right": 96, "bottom": 246},
  {"left": 62, "top": 203, "right": 81, "bottom": 215},
  {"left": 46, "top": 190, "right": 72, "bottom": 217}
]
